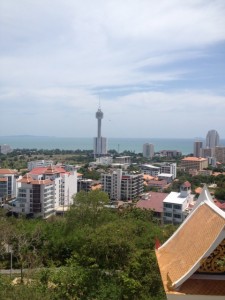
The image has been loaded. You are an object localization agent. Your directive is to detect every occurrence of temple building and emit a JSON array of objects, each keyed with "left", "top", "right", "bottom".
[{"left": 156, "top": 186, "right": 225, "bottom": 299}]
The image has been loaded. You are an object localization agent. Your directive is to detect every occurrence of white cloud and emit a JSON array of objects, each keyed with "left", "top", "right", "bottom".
[{"left": 0, "top": 1, "right": 225, "bottom": 137}]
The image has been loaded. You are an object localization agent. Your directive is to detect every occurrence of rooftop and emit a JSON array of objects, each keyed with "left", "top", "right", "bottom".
[
  {"left": 136, "top": 192, "right": 168, "bottom": 212},
  {"left": 163, "top": 192, "right": 191, "bottom": 204},
  {"left": 0, "top": 169, "right": 17, "bottom": 174},
  {"left": 181, "top": 156, "right": 207, "bottom": 162},
  {"left": 156, "top": 186, "right": 225, "bottom": 296}
]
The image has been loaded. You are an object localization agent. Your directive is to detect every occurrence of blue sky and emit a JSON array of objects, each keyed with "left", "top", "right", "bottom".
[{"left": 0, "top": 0, "right": 225, "bottom": 138}]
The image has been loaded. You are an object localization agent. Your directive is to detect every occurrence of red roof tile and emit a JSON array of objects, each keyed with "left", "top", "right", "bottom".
[{"left": 136, "top": 192, "right": 168, "bottom": 212}]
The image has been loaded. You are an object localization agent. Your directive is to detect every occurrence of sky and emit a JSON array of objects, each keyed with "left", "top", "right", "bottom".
[{"left": 0, "top": 0, "right": 225, "bottom": 138}]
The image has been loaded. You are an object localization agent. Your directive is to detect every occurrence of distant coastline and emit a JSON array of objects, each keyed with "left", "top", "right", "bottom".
[{"left": 0, "top": 136, "right": 225, "bottom": 155}]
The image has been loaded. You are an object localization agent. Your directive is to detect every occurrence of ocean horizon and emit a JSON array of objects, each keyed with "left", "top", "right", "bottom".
[{"left": 0, "top": 136, "right": 225, "bottom": 155}]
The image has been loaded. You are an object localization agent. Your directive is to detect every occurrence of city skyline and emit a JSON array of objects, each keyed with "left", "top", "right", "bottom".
[{"left": 1, "top": 1, "right": 225, "bottom": 138}]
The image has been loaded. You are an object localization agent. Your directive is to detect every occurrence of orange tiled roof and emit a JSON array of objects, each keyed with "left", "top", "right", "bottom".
[
  {"left": 0, "top": 169, "right": 17, "bottom": 174},
  {"left": 0, "top": 178, "right": 7, "bottom": 182},
  {"left": 19, "top": 174, "right": 52, "bottom": 185},
  {"left": 170, "top": 278, "right": 225, "bottom": 296},
  {"left": 91, "top": 184, "right": 101, "bottom": 190},
  {"left": 156, "top": 201, "right": 225, "bottom": 293},
  {"left": 143, "top": 174, "right": 154, "bottom": 181},
  {"left": 181, "top": 157, "right": 207, "bottom": 161},
  {"left": 29, "top": 166, "right": 66, "bottom": 175}
]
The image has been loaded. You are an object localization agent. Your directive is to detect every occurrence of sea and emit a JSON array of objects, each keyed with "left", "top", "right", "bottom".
[{"left": 0, "top": 136, "right": 225, "bottom": 155}]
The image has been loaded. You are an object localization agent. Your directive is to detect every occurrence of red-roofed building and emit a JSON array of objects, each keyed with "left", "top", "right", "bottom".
[
  {"left": 181, "top": 157, "right": 208, "bottom": 171},
  {"left": 13, "top": 166, "right": 77, "bottom": 218},
  {"left": 136, "top": 191, "right": 168, "bottom": 221}
]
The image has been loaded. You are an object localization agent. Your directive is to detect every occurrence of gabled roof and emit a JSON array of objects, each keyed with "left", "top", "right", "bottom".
[{"left": 156, "top": 186, "right": 225, "bottom": 296}]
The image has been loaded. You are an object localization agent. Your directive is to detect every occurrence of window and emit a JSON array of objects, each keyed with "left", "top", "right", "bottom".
[
  {"left": 164, "top": 203, "right": 172, "bottom": 208},
  {"left": 174, "top": 214, "right": 181, "bottom": 219},
  {"left": 164, "top": 212, "right": 172, "bottom": 217},
  {"left": 173, "top": 204, "right": 181, "bottom": 210}
]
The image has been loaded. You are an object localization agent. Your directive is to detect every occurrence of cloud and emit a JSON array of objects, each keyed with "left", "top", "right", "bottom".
[{"left": 0, "top": 1, "right": 225, "bottom": 137}]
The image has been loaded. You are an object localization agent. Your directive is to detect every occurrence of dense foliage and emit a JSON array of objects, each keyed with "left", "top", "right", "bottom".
[{"left": 0, "top": 190, "right": 175, "bottom": 299}]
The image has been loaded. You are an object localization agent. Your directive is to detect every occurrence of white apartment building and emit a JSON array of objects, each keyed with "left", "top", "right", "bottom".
[
  {"left": 13, "top": 166, "right": 77, "bottom": 218},
  {"left": 140, "top": 164, "right": 160, "bottom": 177},
  {"left": 101, "top": 169, "right": 122, "bottom": 201},
  {"left": 143, "top": 143, "right": 154, "bottom": 158},
  {"left": 96, "top": 156, "right": 113, "bottom": 165},
  {"left": 163, "top": 182, "right": 194, "bottom": 225},
  {"left": 114, "top": 156, "right": 131, "bottom": 164},
  {"left": 0, "top": 169, "right": 20, "bottom": 204},
  {"left": 159, "top": 162, "right": 177, "bottom": 179},
  {"left": 101, "top": 169, "right": 143, "bottom": 201},
  {"left": 0, "top": 144, "right": 13, "bottom": 155},
  {"left": 27, "top": 160, "right": 54, "bottom": 171}
]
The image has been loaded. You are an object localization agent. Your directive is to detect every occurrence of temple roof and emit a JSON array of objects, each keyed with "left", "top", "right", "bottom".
[{"left": 156, "top": 185, "right": 225, "bottom": 296}]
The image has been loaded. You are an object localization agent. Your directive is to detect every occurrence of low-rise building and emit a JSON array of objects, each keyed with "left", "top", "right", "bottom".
[
  {"left": 159, "top": 162, "right": 177, "bottom": 179},
  {"left": 27, "top": 160, "right": 54, "bottom": 171},
  {"left": 158, "top": 173, "right": 173, "bottom": 184},
  {"left": 180, "top": 156, "right": 208, "bottom": 171},
  {"left": 114, "top": 156, "right": 131, "bottom": 164},
  {"left": 145, "top": 179, "right": 169, "bottom": 191},
  {"left": 163, "top": 181, "right": 194, "bottom": 224},
  {"left": 77, "top": 179, "right": 101, "bottom": 192},
  {"left": 136, "top": 191, "right": 168, "bottom": 221},
  {"left": 160, "top": 150, "right": 182, "bottom": 158},
  {"left": 140, "top": 164, "right": 160, "bottom": 176}
]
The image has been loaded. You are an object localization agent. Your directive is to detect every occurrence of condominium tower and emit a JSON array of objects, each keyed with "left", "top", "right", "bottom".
[
  {"left": 206, "top": 129, "right": 220, "bottom": 148},
  {"left": 143, "top": 143, "right": 154, "bottom": 158},
  {"left": 193, "top": 140, "right": 203, "bottom": 157}
]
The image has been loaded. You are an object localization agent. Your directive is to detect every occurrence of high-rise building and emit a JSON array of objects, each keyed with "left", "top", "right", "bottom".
[
  {"left": 0, "top": 144, "right": 12, "bottom": 155},
  {"left": 101, "top": 169, "right": 122, "bottom": 201},
  {"left": 193, "top": 140, "right": 203, "bottom": 157},
  {"left": 143, "top": 143, "right": 154, "bottom": 158},
  {"left": 101, "top": 169, "right": 143, "bottom": 201},
  {"left": 93, "top": 108, "right": 107, "bottom": 156},
  {"left": 201, "top": 147, "right": 214, "bottom": 158},
  {"left": 0, "top": 169, "right": 19, "bottom": 204},
  {"left": 215, "top": 146, "right": 225, "bottom": 163},
  {"left": 206, "top": 129, "right": 220, "bottom": 148},
  {"left": 13, "top": 166, "right": 77, "bottom": 218}
]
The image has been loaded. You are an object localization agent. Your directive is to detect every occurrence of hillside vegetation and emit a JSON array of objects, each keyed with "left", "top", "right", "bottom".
[{"left": 0, "top": 190, "right": 176, "bottom": 300}]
